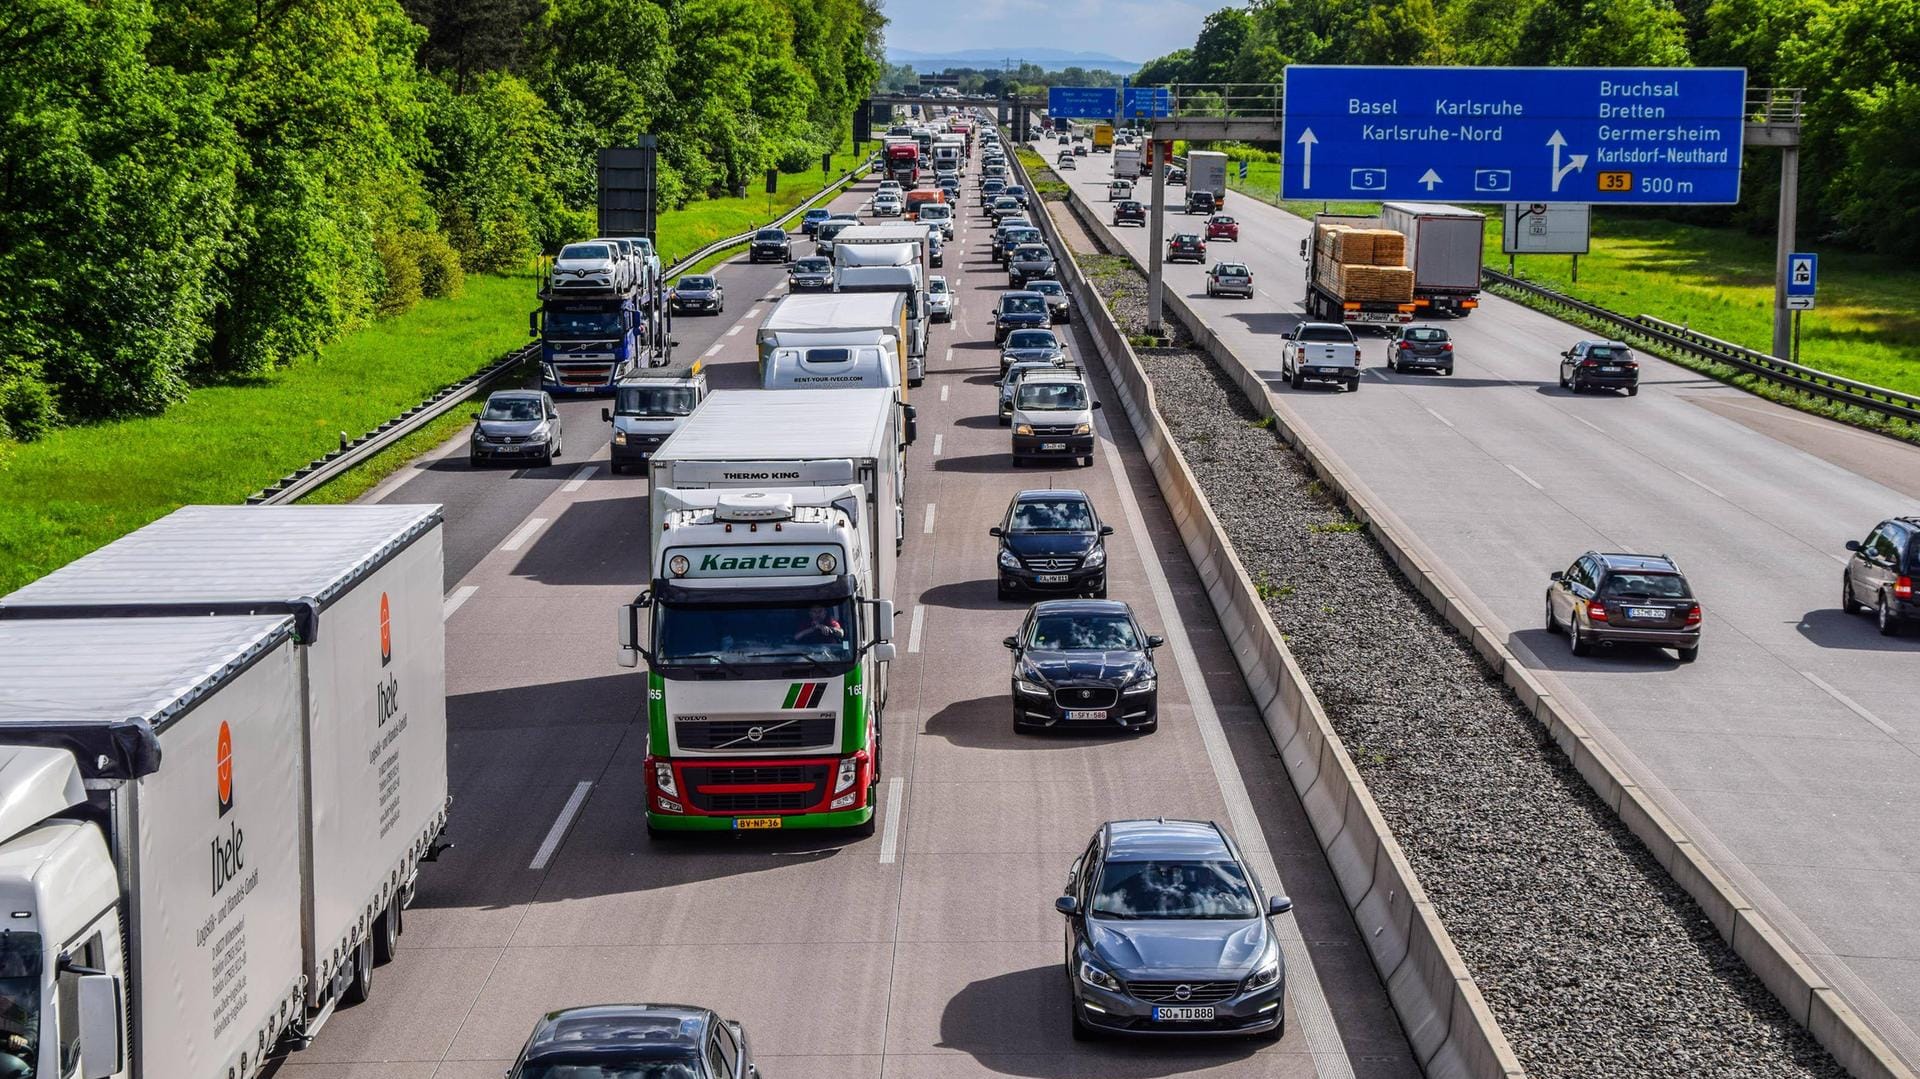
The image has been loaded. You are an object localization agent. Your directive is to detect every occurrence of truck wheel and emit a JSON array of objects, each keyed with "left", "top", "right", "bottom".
[
  {"left": 374, "top": 894, "right": 402, "bottom": 966},
  {"left": 343, "top": 935, "right": 374, "bottom": 1005}
]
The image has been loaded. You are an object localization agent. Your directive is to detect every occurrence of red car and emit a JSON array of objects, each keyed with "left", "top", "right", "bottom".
[
  {"left": 1206, "top": 214, "right": 1240, "bottom": 242},
  {"left": 1166, "top": 234, "right": 1207, "bottom": 263}
]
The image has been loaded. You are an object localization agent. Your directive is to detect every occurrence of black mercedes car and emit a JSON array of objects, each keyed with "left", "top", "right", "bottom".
[
  {"left": 995, "top": 291, "right": 1051, "bottom": 343},
  {"left": 992, "top": 489, "right": 1113, "bottom": 600},
  {"left": 1000, "top": 327, "right": 1066, "bottom": 375},
  {"left": 1057, "top": 819, "right": 1293, "bottom": 1039},
  {"left": 1005, "top": 599, "right": 1161, "bottom": 734},
  {"left": 748, "top": 227, "right": 790, "bottom": 263},
  {"left": 508, "top": 1004, "right": 759, "bottom": 1078}
]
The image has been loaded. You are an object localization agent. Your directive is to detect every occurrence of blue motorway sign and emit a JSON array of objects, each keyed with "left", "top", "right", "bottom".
[
  {"left": 1048, "top": 86, "right": 1117, "bottom": 119},
  {"left": 1122, "top": 86, "right": 1171, "bottom": 119},
  {"left": 1281, "top": 66, "right": 1747, "bottom": 204},
  {"left": 1787, "top": 252, "right": 1817, "bottom": 309}
]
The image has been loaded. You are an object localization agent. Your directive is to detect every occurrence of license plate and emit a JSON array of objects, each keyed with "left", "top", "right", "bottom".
[
  {"left": 1037, "top": 574, "right": 1069, "bottom": 584},
  {"left": 1152, "top": 1006, "right": 1215, "bottom": 1022},
  {"left": 1626, "top": 607, "right": 1663, "bottom": 620},
  {"left": 1598, "top": 366, "right": 1622, "bottom": 372},
  {"left": 1041, "top": 442, "right": 1066, "bottom": 451},
  {"left": 1065, "top": 709, "right": 1107, "bottom": 721},
  {"left": 733, "top": 817, "right": 782, "bottom": 830}
]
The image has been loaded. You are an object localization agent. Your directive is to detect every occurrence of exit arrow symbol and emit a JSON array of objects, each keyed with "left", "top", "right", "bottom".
[
  {"left": 1297, "top": 128, "right": 1317, "bottom": 190},
  {"left": 1418, "top": 169, "right": 1442, "bottom": 191},
  {"left": 1548, "top": 130, "right": 1588, "bottom": 193}
]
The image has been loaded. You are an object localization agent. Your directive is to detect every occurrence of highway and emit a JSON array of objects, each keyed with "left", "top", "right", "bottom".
[
  {"left": 1037, "top": 134, "right": 1920, "bottom": 1065},
  {"left": 283, "top": 140, "right": 1422, "bottom": 1077}
]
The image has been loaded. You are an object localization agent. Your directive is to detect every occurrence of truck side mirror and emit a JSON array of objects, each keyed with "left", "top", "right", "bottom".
[
  {"left": 1090, "top": 401, "right": 1101, "bottom": 410},
  {"left": 602, "top": 407, "right": 613, "bottom": 422},
  {"left": 617, "top": 600, "right": 651, "bottom": 669},
  {"left": 78, "top": 974, "right": 123, "bottom": 1079},
  {"left": 903, "top": 404, "right": 919, "bottom": 445},
  {"left": 871, "top": 642, "right": 897, "bottom": 663},
  {"left": 1298, "top": 239, "right": 1308, "bottom": 260},
  {"left": 874, "top": 599, "right": 896, "bottom": 641}
]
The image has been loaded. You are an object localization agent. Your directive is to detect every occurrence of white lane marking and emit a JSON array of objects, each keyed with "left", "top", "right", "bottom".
[
  {"left": 878, "top": 777, "right": 905, "bottom": 863},
  {"left": 442, "top": 585, "right": 477, "bottom": 621},
  {"left": 907, "top": 605, "right": 926, "bottom": 653},
  {"left": 1091, "top": 403, "right": 1355, "bottom": 1079},
  {"left": 1424, "top": 406, "right": 1455, "bottom": 429},
  {"left": 725, "top": 324, "right": 744, "bottom": 337},
  {"left": 1505, "top": 463, "right": 1544, "bottom": 491},
  {"left": 1803, "top": 671, "right": 1900, "bottom": 737},
  {"left": 705, "top": 342, "right": 724, "bottom": 357},
  {"left": 1574, "top": 415, "right": 1606, "bottom": 433},
  {"left": 932, "top": 433, "right": 944, "bottom": 456},
  {"left": 922, "top": 503, "right": 937, "bottom": 534},
  {"left": 945, "top": 346, "right": 954, "bottom": 367},
  {"left": 1674, "top": 470, "right": 1725, "bottom": 500},
  {"left": 529, "top": 781, "right": 593, "bottom": 871},
  {"left": 501, "top": 516, "right": 548, "bottom": 552},
  {"left": 940, "top": 384, "right": 950, "bottom": 402},
  {"left": 562, "top": 464, "right": 597, "bottom": 493},
  {"left": 748, "top": 307, "right": 762, "bottom": 319}
]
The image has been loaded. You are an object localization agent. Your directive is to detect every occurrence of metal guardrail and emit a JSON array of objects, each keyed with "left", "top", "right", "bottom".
[
  {"left": 1748, "top": 87, "right": 1804, "bottom": 124},
  {"left": 249, "top": 160, "right": 874, "bottom": 504},
  {"left": 1481, "top": 268, "right": 1920, "bottom": 427}
]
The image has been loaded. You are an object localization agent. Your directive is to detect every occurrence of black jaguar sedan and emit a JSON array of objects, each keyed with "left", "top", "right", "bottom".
[{"left": 1005, "top": 599, "right": 1161, "bottom": 734}]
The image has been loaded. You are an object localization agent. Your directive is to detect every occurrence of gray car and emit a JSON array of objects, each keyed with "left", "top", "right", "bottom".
[
  {"left": 1059, "top": 819, "right": 1292, "bottom": 1039},
  {"left": 1387, "top": 324, "right": 1455, "bottom": 374},
  {"left": 1204, "top": 262, "right": 1253, "bottom": 299},
  {"left": 1009, "top": 244, "right": 1057, "bottom": 287},
  {"left": 471, "top": 389, "right": 563, "bottom": 467}
]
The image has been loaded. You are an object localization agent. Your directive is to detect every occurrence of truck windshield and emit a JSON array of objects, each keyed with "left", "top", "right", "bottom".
[
  {"left": 616, "top": 385, "right": 696, "bottom": 417},
  {"left": 0, "top": 932, "right": 41, "bottom": 1076},
  {"left": 546, "top": 310, "right": 624, "bottom": 337},
  {"left": 655, "top": 599, "right": 857, "bottom": 671}
]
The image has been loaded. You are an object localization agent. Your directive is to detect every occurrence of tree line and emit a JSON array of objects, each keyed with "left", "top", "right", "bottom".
[
  {"left": 1132, "top": 0, "right": 1919, "bottom": 256},
  {"left": 0, "top": 0, "right": 885, "bottom": 439}
]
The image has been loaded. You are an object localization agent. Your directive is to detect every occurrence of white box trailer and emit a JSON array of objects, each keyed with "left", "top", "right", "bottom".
[
  {"left": 1185, "top": 150, "right": 1229, "bottom": 207},
  {"left": 0, "top": 504, "right": 450, "bottom": 1035},
  {"left": 757, "top": 292, "right": 907, "bottom": 393},
  {"left": 1380, "top": 202, "right": 1486, "bottom": 315},
  {"left": 0, "top": 615, "right": 308, "bottom": 1079},
  {"left": 831, "top": 224, "right": 930, "bottom": 383}
]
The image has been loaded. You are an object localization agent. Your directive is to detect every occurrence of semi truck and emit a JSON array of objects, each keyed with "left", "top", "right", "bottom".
[
  {"left": 603, "top": 356, "right": 709, "bottom": 473},
  {"left": 757, "top": 292, "right": 908, "bottom": 394},
  {"left": 1092, "top": 123, "right": 1114, "bottom": 152},
  {"left": 0, "top": 504, "right": 451, "bottom": 1079},
  {"left": 1112, "top": 146, "right": 1142, "bottom": 180},
  {"left": 932, "top": 133, "right": 965, "bottom": 174},
  {"left": 1301, "top": 212, "right": 1418, "bottom": 327},
  {"left": 883, "top": 139, "right": 920, "bottom": 185},
  {"left": 830, "top": 224, "right": 931, "bottom": 385},
  {"left": 1185, "top": 150, "right": 1229, "bottom": 209},
  {"left": 1379, "top": 202, "right": 1486, "bottom": 316},
  {"left": 619, "top": 390, "right": 911, "bottom": 836},
  {"left": 531, "top": 287, "right": 648, "bottom": 395}
]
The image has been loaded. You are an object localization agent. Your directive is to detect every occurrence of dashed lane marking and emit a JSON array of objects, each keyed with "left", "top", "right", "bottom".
[
  {"left": 562, "top": 464, "right": 597, "bottom": 493},
  {"left": 501, "top": 516, "right": 547, "bottom": 552},
  {"left": 923, "top": 503, "right": 936, "bottom": 534},
  {"left": 442, "top": 585, "right": 477, "bottom": 621},
  {"left": 1506, "top": 463, "right": 1544, "bottom": 491},
  {"left": 907, "top": 605, "right": 926, "bottom": 653},
  {"left": 1424, "top": 407, "right": 1455, "bottom": 429},
  {"left": 1803, "top": 671, "right": 1899, "bottom": 737},
  {"left": 877, "top": 777, "right": 905, "bottom": 863},
  {"left": 529, "top": 781, "right": 593, "bottom": 871}
]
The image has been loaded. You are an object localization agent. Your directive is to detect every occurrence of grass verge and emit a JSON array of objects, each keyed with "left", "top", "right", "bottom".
[{"left": 1013, "top": 149, "right": 1071, "bottom": 201}]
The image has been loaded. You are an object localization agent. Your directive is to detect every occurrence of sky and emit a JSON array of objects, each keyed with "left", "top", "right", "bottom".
[{"left": 879, "top": 0, "right": 1216, "bottom": 65}]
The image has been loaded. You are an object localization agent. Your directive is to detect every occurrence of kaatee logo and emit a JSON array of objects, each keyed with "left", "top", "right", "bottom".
[
  {"left": 379, "top": 591, "right": 392, "bottom": 666},
  {"left": 216, "top": 721, "right": 235, "bottom": 817}
]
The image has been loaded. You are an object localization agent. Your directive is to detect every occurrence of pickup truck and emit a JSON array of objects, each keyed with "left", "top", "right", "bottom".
[{"left": 1280, "top": 322, "right": 1362, "bottom": 392}]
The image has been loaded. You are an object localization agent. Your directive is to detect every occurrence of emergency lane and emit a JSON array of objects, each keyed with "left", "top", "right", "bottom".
[
  {"left": 280, "top": 132, "right": 1418, "bottom": 1078},
  {"left": 1036, "top": 135, "right": 1920, "bottom": 1060}
]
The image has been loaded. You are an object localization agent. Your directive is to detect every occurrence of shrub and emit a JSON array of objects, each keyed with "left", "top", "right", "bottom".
[
  {"left": 413, "top": 230, "right": 466, "bottom": 300},
  {"left": 374, "top": 232, "right": 424, "bottom": 318},
  {"left": 0, "top": 373, "right": 60, "bottom": 443}
]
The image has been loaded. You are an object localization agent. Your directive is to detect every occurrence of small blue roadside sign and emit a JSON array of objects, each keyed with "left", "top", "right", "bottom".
[
  {"left": 1239, "top": 159, "right": 1249, "bottom": 180},
  {"left": 1048, "top": 86, "right": 1117, "bottom": 119},
  {"left": 1787, "top": 252, "right": 1817, "bottom": 310},
  {"left": 1281, "top": 66, "right": 1747, "bottom": 204},
  {"left": 1122, "top": 86, "right": 1171, "bottom": 119}
]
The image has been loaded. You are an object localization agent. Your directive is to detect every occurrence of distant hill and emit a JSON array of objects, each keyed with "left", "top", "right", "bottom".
[{"left": 887, "top": 47, "right": 1141, "bottom": 75}]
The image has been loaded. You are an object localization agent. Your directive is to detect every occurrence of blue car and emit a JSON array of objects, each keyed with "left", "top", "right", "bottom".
[{"left": 800, "top": 208, "right": 833, "bottom": 237}]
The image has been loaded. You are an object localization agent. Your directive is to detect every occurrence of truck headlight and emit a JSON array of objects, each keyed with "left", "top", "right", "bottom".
[
  {"left": 668, "top": 554, "right": 690, "bottom": 576},
  {"left": 1013, "top": 423, "right": 1033, "bottom": 436},
  {"left": 653, "top": 761, "right": 679, "bottom": 798},
  {"left": 834, "top": 755, "right": 860, "bottom": 794},
  {"left": 1078, "top": 959, "right": 1121, "bottom": 992},
  {"left": 1072, "top": 423, "right": 1092, "bottom": 436},
  {"left": 612, "top": 430, "right": 627, "bottom": 445}
]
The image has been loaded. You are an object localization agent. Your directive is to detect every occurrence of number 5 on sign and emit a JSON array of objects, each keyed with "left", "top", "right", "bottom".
[{"left": 1597, "top": 171, "right": 1633, "bottom": 192}]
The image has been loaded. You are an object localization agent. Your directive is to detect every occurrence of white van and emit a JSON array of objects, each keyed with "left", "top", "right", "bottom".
[
  {"left": 1010, "top": 369, "right": 1101, "bottom": 468},
  {"left": 604, "top": 358, "right": 708, "bottom": 472}
]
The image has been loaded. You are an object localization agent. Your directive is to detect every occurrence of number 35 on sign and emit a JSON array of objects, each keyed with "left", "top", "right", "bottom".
[{"left": 1597, "top": 171, "right": 1633, "bottom": 192}]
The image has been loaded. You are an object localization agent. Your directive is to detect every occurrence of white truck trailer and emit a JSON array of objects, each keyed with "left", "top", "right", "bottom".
[
  {"left": 0, "top": 504, "right": 451, "bottom": 1074},
  {"left": 756, "top": 292, "right": 907, "bottom": 394},
  {"left": 1379, "top": 202, "right": 1486, "bottom": 316},
  {"left": 619, "top": 390, "right": 909, "bottom": 836},
  {"left": 831, "top": 224, "right": 930, "bottom": 384},
  {"left": 1185, "top": 150, "right": 1229, "bottom": 210}
]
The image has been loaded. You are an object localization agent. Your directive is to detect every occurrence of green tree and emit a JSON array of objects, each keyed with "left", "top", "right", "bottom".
[{"left": 402, "top": 0, "right": 541, "bottom": 91}]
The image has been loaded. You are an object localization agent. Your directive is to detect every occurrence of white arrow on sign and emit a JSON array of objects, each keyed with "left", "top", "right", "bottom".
[
  {"left": 1297, "top": 128, "right": 1317, "bottom": 190},
  {"left": 1418, "top": 169, "right": 1442, "bottom": 191},
  {"left": 1548, "top": 130, "right": 1588, "bottom": 193}
]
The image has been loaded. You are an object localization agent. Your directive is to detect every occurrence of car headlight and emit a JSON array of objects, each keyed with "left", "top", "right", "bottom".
[
  {"left": 1122, "top": 676, "right": 1156, "bottom": 695},
  {"left": 1078, "top": 959, "right": 1122, "bottom": 992},
  {"left": 530, "top": 423, "right": 551, "bottom": 439},
  {"left": 999, "top": 549, "right": 1022, "bottom": 571},
  {"left": 1072, "top": 423, "right": 1092, "bottom": 436},
  {"left": 1015, "top": 678, "right": 1049, "bottom": 697},
  {"left": 652, "top": 761, "right": 679, "bottom": 798},
  {"left": 1082, "top": 546, "right": 1106, "bottom": 569},
  {"left": 1245, "top": 950, "right": 1281, "bottom": 990},
  {"left": 1013, "top": 423, "right": 1033, "bottom": 436}
]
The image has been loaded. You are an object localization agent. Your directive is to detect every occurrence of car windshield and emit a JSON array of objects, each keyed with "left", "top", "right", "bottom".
[
  {"left": 1002, "top": 296, "right": 1045, "bottom": 315},
  {"left": 1298, "top": 325, "right": 1355, "bottom": 343},
  {"left": 929, "top": 278, "right": 948, "bottom": 294},
  {"left": 1015, "top": 246, "right": 1050, "bottom": 261},
  {"left": 1016, "top": 381, "right": 1088, "bottom": 411},
  {"left": 1587, "top": 345, "right": 1631, "bottom": 361},
  {"left": 1404, "top": 327, "right": 1449, "bottom": 343},
  {"left": 755, "top": 229, "right": 785, "bottom": 241},
  {"left": 1173, "top": 235, "right": 1200, "bottom": 245},
  {"left": 805, "top": 210, "right": 829, "bottom": 219},
  {"left": 793, "top": 258, "right": 829, "bottom": 272},
  {"left": 655, "top": 598, "right": 856, "bottom": 667},
  {"left": 1011, "top": 498, "right": 1094, "bottom": 532},
  {"left": 520, "top": 1060, "right": 702, "bottom": 1079},
  {"left": 1120, "top": 202, "right": 1141, "bottom": 211},
  {"left": 1030, "top": 281, "right": 1064, "bottom": 296},
  {"left": 677, "top": 276, "right": 715, "bottom": 290},
  {"left": 1007, "top": 330, "right": 1058, "bottom": 349},
  {"left": 482, "top": 396, "right": 544, "bottom": 421},
  {"left": 1601, "top": 572, "right": 1692, "bottom": 599},
  {"left": 1029, "top": 611, "right": 1136, "bottom": 650},
  {"left": 559, "top": 244, "right": 610, "bottom": 261},
  {"left": 1216, "top": 265, "right": 1248, "bottom": 277},
  {"left": 816, "top": 223, "right": 848, "bottom": 240},
  {"left": 921, "top": 206, "right": 949, "bottom": 219},
  {"left": 1092, "top": 860, "right": 1260, "bottom": 919},
  {"left": 615, "top": 385, "right": 696, "bottom": 417},
  {"left": 0, "top": 933, "right": 42, "bottom": 1074},
  {"left": 1212, "top": 216, "right": 1235, "bottom": 224},
  {"left": 546, "top": 309, "right": 625, "bottom": 336}
]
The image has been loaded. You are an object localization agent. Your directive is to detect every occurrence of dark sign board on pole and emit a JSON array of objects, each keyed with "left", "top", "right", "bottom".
[
  {"left": 854, "top": 101, "right": 872, "bottom": 145},
  {"left": 597, "top": 136, "right": 658, "bottom": 241},
  {"left": 765, "top": 168, "right": 779, "bottom": 195}
]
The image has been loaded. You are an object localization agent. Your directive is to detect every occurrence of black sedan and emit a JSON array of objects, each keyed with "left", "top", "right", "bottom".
[
  {"left": 992, "top": 489, "right": 1113, "bottom": 600},
  {"left": 1008, "top": 244, "right": 1057, "bottom": 288},
  {"left": 1000, "top": 327, "right": 1066, "bottom": 375},
  {"left": 1113, "top": 200, "right": 1146, "bottom": 227},
  {"left": 669, "top": 275, "right": 724, "bottom": 314},
  {"left": 1058, "top": 819, "right": 1293, "bottom": 1038},
  {"left": 994, "top": 291, "right": 1051, "bottom": 343},
  {"left": 507, "top": 1003, "right": 758, "bottom": 1079},
  {"left": 748, "top": 227, "right": 791, "bottom": 263},
  {"left": 1006, "top": 599, "right": 1161, "bottom": 734}
]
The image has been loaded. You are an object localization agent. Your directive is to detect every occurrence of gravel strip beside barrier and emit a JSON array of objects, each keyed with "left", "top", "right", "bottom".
[{"left": 1039, "top": 177, "right": 1854, "bottom": 1076}]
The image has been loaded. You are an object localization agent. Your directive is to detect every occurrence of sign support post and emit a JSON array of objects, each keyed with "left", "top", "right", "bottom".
[{"left": 1772, "top": 144, "right": 1800, "bottom": 360}]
